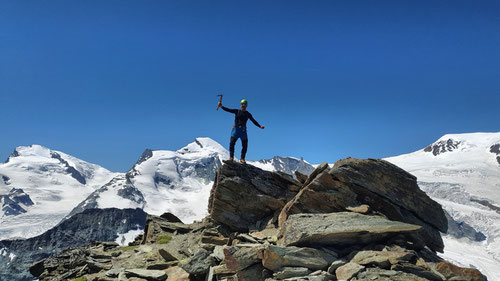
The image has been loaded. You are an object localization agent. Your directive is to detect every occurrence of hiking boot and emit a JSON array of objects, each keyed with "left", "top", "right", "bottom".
[
  {"left": 240, "top": 159, "right": 246, "bottom": 164},
  {"left": 229, "top": 157, "right": 234, "bottom": 162}
]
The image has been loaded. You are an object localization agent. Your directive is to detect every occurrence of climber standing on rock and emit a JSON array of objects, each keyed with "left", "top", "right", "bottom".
[{"left": 218, "top": 99, "right": 264, "bottom": 163}]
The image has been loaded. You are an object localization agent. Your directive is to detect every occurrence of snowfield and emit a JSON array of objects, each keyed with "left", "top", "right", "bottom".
[
  {"left": 386, "top": 132, "right": 500, "bottom": 281},
  {"left": 0, "top": 145, "right": 118, "bottom": 239}
]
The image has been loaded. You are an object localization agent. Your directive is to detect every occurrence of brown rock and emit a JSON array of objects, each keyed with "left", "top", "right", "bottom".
[
  {"left": 279, "top": 158, "right": 447, "bottom": 252},
  {"left": 303, "top": 162, "right": 330, "bottom": 187},
  {"left": 330, "top": 158, "right": 447, "bottom": 233},
  {"left": 201, "top": 236, "right": 229, "bottom": 245},
  {"left": 164, "top": 266, "right": 190, "bottom": 281},
  {"left": 434, "top": 261, "right": 487, "bottom": 281},
  {"left": 278, "top": 172, "right": 358, "bottom": 227},
  {"left": 294, "top": 170, "right": 308, "bottom": 184},
  {"left": 335, "top": 262, "right": 365, "bottom": 280},
  {"left": 346, "top": 204, "right": 371, "bottom": 214},
  {"left": 223, "top": 246, "right": 264, "bottom": 272},
  {"left": 208, "top": 161, "right": 299, "bottom": 231},
  {"left": 262, "top": 245, "right": 335, "bottom": 271},
  {"left": 351, "top": 250, "right": 415, "bottom": 269}
]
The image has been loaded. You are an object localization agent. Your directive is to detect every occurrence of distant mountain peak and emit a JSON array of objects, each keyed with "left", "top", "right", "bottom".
[{"left": 424, "top": 139, "right": 461, "bottom": 156}]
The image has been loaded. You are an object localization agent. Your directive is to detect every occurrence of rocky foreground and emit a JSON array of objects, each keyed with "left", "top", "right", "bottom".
[{"left": 30, "top": 158, "right": 487, "bottom": 281}]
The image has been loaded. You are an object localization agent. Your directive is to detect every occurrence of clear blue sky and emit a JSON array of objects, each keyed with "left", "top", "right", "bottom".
[{"left": 1, "top": 1, "right": 499, "bottom": 172}]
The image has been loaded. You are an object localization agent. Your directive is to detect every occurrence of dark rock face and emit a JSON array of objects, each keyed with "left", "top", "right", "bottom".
[
  {"left": 0, "top": 188, "right": 34, "bottom": 216},
  {"left": 136, "top": 148, "right": 153, "bottom": 165},
  {"left": 208, "top": 161, "right": 299, "bottom": 231},
  {"left": 424, "top": 139, "right": 461, "bottom": 156},
  {"left": 0, "top": 208, "right": 147, "bottom": 281},
  {"left": 50, "top": 152, "right": 86, "bottom": 184},
  {"left": 279, "top": 158, "right": 447, "bottom": 252},
  {"left": 490, "top": 144, "right": 500, "bottom": 165},
  {"left": 4, "top": 149, "right": 19, "bottom": 163}
]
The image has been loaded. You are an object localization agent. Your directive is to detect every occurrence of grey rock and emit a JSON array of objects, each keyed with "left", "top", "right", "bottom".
[
  {"left": 106, "top": 268, "right": 125, "bottom": 278},
  {"left": 273, "top": 267, "right": 311, "bottom": 279},
  {"left": 278, "top": 212, "right": 421, "bottom": 247},
  {"left": 179, "top": 248, "right": 217, "bottom": 276},
  {"left": 125, "top": 268, "right": 168, "bottom": 281},
  {"left": 351, "top": 250, "right": 415, "bottom": 269},
  {"left": 328, "top": 260, "right": 347, "bottom": 274},
  {"left": 262, "top": 245, "right": 336, "bottom": 271},
  {"left": 391, "top": 263, "right": 444, "bottom": 281}
]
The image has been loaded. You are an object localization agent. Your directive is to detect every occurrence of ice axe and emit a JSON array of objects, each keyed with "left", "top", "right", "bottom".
[{"left": 216, "top": 94, "right": 223, "bottom": 110}]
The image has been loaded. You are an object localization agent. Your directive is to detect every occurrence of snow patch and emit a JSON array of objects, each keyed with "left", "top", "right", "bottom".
[{"left": 115, "top": 228, "right": 144, "bottom": 246}]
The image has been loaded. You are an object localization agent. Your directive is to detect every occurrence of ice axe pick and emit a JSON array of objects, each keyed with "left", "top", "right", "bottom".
[{"left": 216, "top": 94, "right": 223, "bottom": 110}]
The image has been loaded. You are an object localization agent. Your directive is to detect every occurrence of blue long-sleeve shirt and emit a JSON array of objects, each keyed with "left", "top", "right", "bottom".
[{"left": 221, "top": 106, "right": 261, "bottom": 129}]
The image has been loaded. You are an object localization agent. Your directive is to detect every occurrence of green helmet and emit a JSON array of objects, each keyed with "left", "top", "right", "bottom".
[{"left": 240, "top": 99, "right": 248, "bottom": 104}]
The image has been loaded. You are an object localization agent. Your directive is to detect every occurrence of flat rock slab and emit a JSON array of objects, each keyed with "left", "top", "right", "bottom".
[
  {"left": 262, "top": 245, "right": 335, "bottom": 271},
  {"left": 336, "top": 262, "right": 365, "bottom": 280},
  {"left": 278, "top": 212, "right": 421, "bottom": 247},
  {"left": 125, "top": 269, "right": 167, "bottom": 281},
  {"left": 351, "top": 250, "right": 415, "bottom": 269}
]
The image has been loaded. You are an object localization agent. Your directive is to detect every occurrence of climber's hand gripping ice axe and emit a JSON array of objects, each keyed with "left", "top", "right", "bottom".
[{"left": 216, "top": 94, "right": 223, "bottom": 110}]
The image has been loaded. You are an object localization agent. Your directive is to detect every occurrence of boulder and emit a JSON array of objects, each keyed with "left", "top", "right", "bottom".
[
  {"left": 179, "top": 248, "right": 217, "bottom": 276},
  {"left": 278, "top": 158, "right": 447, "bottom": 252},
  {"left": 278, "top": 212, "right": 421, "bottom": 247},
  {"left": 164, "top": 266, "right": 190, "bottom": 281},
  {"left": 335, "top": 262, "right": 365, "bottom": 280},
  {"left": 261, "top": 245, "right": 336, "bottom": 271},
  {"left": 208, "top": 161, "right": 299, "bottom": 231},
  {"left": 434, "top": 261, "right": 487, "bottom": 281},
  {"left": 330, "top": 158, "right": 447, "bottom": 232},
  {"left": 223, "top": 246, "right": 264, "bottom": 272},
  {"left": 351, "top": 250, "right": 415, "bottom": 269}
]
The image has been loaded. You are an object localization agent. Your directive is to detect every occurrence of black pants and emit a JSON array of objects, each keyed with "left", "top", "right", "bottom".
[{"left": 230, "top": 137, "right": 248, "bottom": 159}]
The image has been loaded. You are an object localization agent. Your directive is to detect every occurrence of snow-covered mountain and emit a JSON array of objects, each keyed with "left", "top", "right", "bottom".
[
  {"left": 386, "top": 132, "right": 500, "bottom": 280},
  {"left": 68, "top": 138, "right": 316, "bottom": 224},
  {"left": 67, "top": 138, "right": 228, "bottom": 224},
  {"left": 0, "top": 145, "right": 118, "bottom": 239}
]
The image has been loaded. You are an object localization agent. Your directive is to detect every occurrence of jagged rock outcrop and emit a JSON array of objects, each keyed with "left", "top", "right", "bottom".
[
  {"left": 278, "top": 158, "right": 447, "bottom": 252},
  {"left": 208, "top": 160, "right": 300, "bottom": 231},
  {"left": 30, "top": 159, "right": 486, "bottom": 281}
]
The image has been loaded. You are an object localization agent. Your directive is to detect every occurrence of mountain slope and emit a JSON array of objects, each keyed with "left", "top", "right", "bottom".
[
  {"left": 69, "top": 138, "right": 317, "bottom": 224},
  {"left": 0, "top": 145, "right": 118, "bottom": 239},
  {"left": 385, "top": 132, "right": 500, "bottom": 280},
  {"left": 0, "top": 208, "right": 147, "bottom": 281}
]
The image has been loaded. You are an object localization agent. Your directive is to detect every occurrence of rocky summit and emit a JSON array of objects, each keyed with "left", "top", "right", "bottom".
[{"left": 30, "top": 158, "right": 487, "bottom": 281}]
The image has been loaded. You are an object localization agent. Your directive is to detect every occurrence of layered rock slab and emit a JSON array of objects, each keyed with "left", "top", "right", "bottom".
[
  {"left": 278, "top": 212, "right": 421, "bottom": 247},
  {"left": 279, "top": 158, "right": 447, "bottom": 251},
  {"left": 208, "top": 160, "right": 299, "bottom": 231}
]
